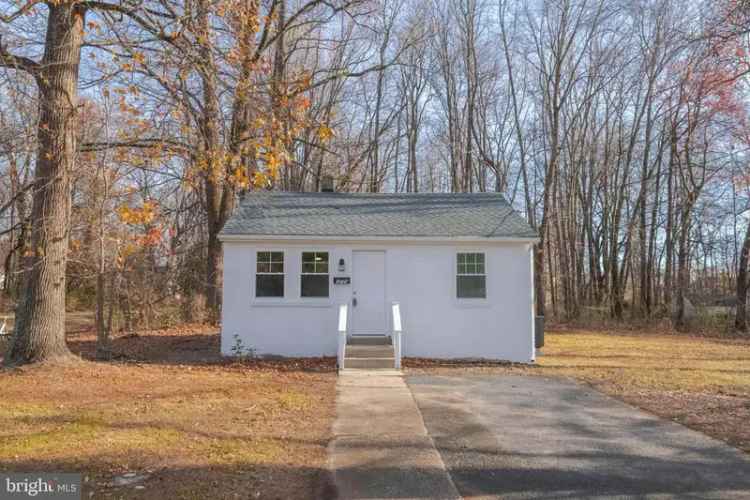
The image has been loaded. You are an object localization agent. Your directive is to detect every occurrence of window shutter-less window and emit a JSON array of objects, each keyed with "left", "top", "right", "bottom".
[
  {"left": 457, "top": 252, "right": 486, "bottom": 298},
  {"left": 301, "top": 252, "right": 329, "bottom": 297},
  {"left": 256, "top": 252, "right": 284, "bottom": 297}
]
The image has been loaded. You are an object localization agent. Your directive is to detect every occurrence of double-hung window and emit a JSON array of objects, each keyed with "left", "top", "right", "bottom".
[
  {"left": 457, "top": 252, "right": 486, "bottom": 299},
  {"left": 256, "top": 251, "right": 284, "bottom": 297},
  {"left": 301, "top": 252, "right": 329, "bottom": 298}
]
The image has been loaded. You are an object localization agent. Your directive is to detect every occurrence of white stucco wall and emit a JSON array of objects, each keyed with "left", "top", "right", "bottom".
[{"left": 220, "top": 239, "right": 535, "bottom": 362}]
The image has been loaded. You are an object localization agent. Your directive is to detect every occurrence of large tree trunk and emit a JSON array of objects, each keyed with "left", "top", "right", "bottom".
[
  {"left": 198, "top": 0, "right": 232, "bottom": 322},
  {"left": 5, "top": 3, "right": 84, "bottom": 365},
  {"left": 735, "top": 221, "right": 750, "bottom": 332}
]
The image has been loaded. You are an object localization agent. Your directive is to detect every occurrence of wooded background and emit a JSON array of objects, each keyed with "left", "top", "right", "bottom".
[{"left": 1, "top": 0, "right": 749, "bottom": 364}]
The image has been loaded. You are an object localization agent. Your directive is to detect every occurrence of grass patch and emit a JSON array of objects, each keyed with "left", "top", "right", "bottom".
[
  {"left": 0, "top": 327, "right": 336, "bottom": 499},
  {"left": 538, "top": 330, "right": 750, "bottom": 394},
  {"left": 205, "top": 437, "right": 283, "bottom": 465},
  {"left": 276, "top": 390, "right": 313, "bottom": 411}
]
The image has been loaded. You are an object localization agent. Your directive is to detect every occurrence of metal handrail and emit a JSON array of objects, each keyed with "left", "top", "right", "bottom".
[
  {"left": 392, "top": 302, "right": 403, "bottom": 369},
  {"left": 337, "top": 304, "right": 348, "bottom": 372}
]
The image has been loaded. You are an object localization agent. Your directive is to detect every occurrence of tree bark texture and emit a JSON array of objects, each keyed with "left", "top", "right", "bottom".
[{"left": 6, "top": 3, "right": 84, "bottom": 365}]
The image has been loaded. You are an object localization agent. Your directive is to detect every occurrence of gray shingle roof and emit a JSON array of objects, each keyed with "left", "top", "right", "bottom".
[{"left": 220, "top": 192, "right": 538, "bottom": 240}]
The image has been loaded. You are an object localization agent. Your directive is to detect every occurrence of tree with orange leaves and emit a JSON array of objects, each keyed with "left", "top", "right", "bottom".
[
  {"left": 98, "top": 0, "right": 389, "bottom": 321},
  {"left": 0, "top": 0, "right": 185, "bottom": 365}
]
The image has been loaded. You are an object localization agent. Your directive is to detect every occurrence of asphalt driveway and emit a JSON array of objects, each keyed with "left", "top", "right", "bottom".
[{"left": 407, "top": 374, "right": 750, "bottom": 499}]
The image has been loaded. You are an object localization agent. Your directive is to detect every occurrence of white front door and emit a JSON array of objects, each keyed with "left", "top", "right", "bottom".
[{"left": 352, "top": 251, "right": 387, "bottom": 335}]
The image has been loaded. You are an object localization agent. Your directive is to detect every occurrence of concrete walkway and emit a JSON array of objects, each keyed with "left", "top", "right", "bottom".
[{"left": 329, "top": 369, "right": 460, "bottom": 499}]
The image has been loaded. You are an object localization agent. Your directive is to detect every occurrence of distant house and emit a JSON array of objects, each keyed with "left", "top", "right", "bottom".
[{"left": 219, "top": 191, "right": 539, "bottom": 364}]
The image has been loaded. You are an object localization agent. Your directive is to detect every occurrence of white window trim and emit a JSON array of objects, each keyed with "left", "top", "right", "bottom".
[
  {"left": 252, "top": 249, "right": 286, "bottom": 302},
  {"left": 454, "top": 250, "right": 490, "bottom": 307},
  {"left": 300, "top": 249, "right": 332, "bottom": 300}
]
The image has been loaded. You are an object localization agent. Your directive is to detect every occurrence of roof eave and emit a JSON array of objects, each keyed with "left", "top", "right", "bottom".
[{"left": 218, "top": 233, "right": 540, "bottom": 244}]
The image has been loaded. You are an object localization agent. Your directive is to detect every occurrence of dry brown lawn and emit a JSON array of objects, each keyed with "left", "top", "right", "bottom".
[
  {"left": 407, "top": 329, "right": 750, "bottom": 453},
  {"left": 0, "top": 326, "right": 337, "bottom": 499},
  {"left": 3, "top": 323, "right": 748, "bottom": 499}
]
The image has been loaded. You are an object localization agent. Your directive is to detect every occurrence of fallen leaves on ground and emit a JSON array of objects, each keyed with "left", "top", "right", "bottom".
[{"left": 1, "top": 326, "right": 337, "bottom": 499}]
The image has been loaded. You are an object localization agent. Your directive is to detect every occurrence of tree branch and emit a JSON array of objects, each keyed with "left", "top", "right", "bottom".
[
  {"left": 0, "top": 182, "right": 33, "bottom": 218},
  {"left": 0, "top": 35, "right": 39, "bottom": 76},
  {"left": 79, "top": 138, "right": 192, "bottom": 154},
  {"left": 82, "top": 1, "right": 180, "bottom": 47},
  {"left": 0, "top": 0, "right": 41, "bottom": 23}
]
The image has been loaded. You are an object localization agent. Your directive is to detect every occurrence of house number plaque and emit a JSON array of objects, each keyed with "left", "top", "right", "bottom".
[{"left": 333, "top": 277, "right": 351, "bottom": 285}]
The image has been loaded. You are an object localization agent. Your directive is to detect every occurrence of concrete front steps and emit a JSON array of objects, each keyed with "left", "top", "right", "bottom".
[{"left": 344, "top": 335, "right": 395, "bottom": 369}]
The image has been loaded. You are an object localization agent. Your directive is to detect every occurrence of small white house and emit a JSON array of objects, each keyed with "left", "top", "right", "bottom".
[{"left": 219, "top": 191, "right": 539, "bottom": 363}]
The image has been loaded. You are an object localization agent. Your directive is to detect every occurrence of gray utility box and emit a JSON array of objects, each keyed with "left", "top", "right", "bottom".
[{"left": 535, "top": 316, "right": 545, "bottom": 348}]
